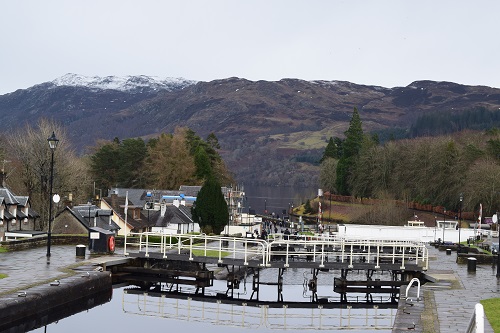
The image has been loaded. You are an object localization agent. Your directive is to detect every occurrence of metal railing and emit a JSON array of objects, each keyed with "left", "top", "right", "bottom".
[
  {"left": 266, "top": 238, "right": 428, "bottom": 270},
  {"left": 404, "top": 277, "right": 421, "bottom": 301},
  {"left": 126, "top": 232, "right": 268, "bottom": 266},
  {"left": 124, "top": 232, "right": 428, "bottom": 270}
]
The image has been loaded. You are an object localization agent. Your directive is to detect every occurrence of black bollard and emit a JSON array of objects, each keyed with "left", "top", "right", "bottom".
[
  {"left": 497, "top": 249, "right": 500, "bottom": 278},
  {"left": 446, "top": 248, "right": 452, "bottom": 255},
  {"left": 467, "top": 257, "right": 477, "bottom": 272},
  {"left": 76, "top": 244, "right": 86, "bottom": 257}
]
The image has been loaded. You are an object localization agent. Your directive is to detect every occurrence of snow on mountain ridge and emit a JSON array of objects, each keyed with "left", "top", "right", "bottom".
[{"left": 51, "top": 73, "right": 196, "bottom": 92}]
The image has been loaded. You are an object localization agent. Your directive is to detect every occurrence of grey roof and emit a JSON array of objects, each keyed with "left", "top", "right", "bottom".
[
  {"left": 3, "top": 210, "right": 14, "bottom": 220},
  {"left": 0, "top": 188, "right": 39, "bottom": 217},
  {"left": 177, "top": 205, "right": 193, "bottom": 220},
  {"left": 111, "top": 187, "right": 198, "bottom": 206},
  {"left": 0, "top": 188, "right": 19, "bottom": 205},
  {"left": 101, "top": 195, "right": 156, "bottom": 231},
  {"left": 28, "top": 208, "right": 40, "bottom": 218},
  {"left": 70, "top": 205, "right": 120, "bottom": 232},
  {"left": 153, "top": 205, "right": 193, "bottom": 228},
  {"left": 16, "top": 210, "right": 27, "bottom": 219},
  {"left": 14, "top": 196, "right": 29, "bottom": 207},
  {"left": 178, "top": 185, "right": 202, "bottom": 197}
]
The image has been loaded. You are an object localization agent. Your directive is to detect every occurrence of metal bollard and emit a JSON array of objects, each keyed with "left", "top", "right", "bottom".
[
  {"left": 467, "top": 257, "right": 477, "bottom": 272},
  {"left": 76, "top": 244, "right": 86, "bottom": 257},
  {"left": 446, "top": 248, "right": 452, "bottom": 255}
]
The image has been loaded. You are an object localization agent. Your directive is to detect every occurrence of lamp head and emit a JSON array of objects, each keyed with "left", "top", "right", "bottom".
[{"left": 47, "top": 131, "right": 59, "bottom": 151}]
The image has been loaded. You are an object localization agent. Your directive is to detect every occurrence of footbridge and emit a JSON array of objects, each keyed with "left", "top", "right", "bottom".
[
  {"left": 114, "top": 232, "right": 428, "bottom": 305},
  {"left": 123, "top": 233, "right": 429, "bottom": 272}
]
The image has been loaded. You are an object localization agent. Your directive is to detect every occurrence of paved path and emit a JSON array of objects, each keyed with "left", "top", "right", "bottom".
[
  {"left": 0, "top": 243, "right": 499, "bottom": 332},
  {"left": 425, "top": 245, "right": 499, "bottom": 333}
]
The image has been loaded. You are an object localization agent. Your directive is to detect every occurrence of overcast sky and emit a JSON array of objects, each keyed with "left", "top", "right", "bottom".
[{"left": 1, "top": 0, "right": 499, "bottom": 95}]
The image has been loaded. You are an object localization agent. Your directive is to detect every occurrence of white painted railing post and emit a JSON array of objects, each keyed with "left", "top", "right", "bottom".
[{"left": 466, "top": 303, "right": 485, "bottom": 333}]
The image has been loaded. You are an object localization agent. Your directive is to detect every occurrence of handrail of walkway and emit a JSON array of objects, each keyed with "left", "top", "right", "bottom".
[
  {"left": 466, "top": 303, "right": 485, "bottom": 333},
  {"left": 404, "top": 277, "right": 421, "bottom": 301},
  {"left": 124, "top": 232, "right": 428, "bottom": 270},
  {"left": 126, "top": 232, "right": 268, "bottom": 266},
  {"left": 266, "top": 238, "right": 428, "bottom": 270}
]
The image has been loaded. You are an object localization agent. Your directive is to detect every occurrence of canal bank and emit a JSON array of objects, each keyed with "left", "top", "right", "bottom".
[{"left": 0, "top": 269, "right": 111, "bottom": 332}]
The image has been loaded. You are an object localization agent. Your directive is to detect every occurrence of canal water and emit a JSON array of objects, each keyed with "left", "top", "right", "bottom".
[{"left": 31, "top": 268, "right": 396, "bottom": 333}]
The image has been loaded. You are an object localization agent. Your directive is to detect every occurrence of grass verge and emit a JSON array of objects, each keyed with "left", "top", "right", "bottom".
[
  {"left": 192, "top": 249, "right": 230, "bottom": 257},
  {"left": 0, "top": 247, "right": 8, "bottom": 253},
  {"left": 481, "top": 298, "right": 500, "bottom": 332},
  {"left": 0, "top": 273, "right": 7, "bottom": 279}
]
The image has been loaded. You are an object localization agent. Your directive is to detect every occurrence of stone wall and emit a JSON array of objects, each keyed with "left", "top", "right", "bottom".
[{"left": 0, "top": 235, "right": 88, "bottom": 251}]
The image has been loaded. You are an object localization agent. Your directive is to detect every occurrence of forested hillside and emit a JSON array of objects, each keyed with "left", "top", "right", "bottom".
[
  {"left": 320, "top": 124, "right": 500, "bottom": 217},
  {"left": 2, "top": 76, "right": 500, "bottom": 186}
]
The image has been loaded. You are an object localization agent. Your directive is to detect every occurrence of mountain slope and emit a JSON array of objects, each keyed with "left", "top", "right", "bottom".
[{"left": 1, "top": 75, "right": 500, "bottom": 186}]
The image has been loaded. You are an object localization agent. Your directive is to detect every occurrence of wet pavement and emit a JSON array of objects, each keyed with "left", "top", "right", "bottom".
[
  {"left": 0, "top": 243, "right": 499, "bottom": 332},
  {"left": 0, "top": 245, "right": 122, "bottom": 295},
  {"left": 425, "top": 244, "right": 499, "bottom": 333}
]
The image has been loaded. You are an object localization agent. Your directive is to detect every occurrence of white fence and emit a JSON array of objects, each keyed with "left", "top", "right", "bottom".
[{"left": 124, "top": 232, "right": 428, "bottom": 270}]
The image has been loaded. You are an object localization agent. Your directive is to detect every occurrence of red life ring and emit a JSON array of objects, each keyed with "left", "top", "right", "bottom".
[{"left": 108, "top": 236, "right": 115, "bottom": 252}]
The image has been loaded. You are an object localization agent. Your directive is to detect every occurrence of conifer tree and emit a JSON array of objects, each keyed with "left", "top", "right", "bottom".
[
  {"left": 336, "top": 107, "right": 364, "bottom": 195},
  {"left": 191, "top": 177, "right": 229, "bottom": 234},
  {"left": 320, "top": 137, "right": 343, "bottom": 162}
]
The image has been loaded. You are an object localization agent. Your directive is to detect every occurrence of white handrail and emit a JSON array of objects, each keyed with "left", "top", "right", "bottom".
[
  {"left": 404, "top": 277, "right": 421, "bottom": 301},
  {"left": 124, "top": 232, "right": 429, "bottom": 270},
  {"left": 466, "top": 303, "right": 484, "bottom": 333}
]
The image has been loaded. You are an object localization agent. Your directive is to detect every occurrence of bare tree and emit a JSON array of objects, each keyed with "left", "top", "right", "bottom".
[{"left": 7, "top": 119, "right": 92, "bottom": 230}]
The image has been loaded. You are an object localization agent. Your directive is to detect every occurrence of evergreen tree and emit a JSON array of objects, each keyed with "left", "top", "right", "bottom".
[
  {"left": 191, "top": 177, "right": 229, "bottom": 234},
  {"left": 117, "top": 138, "right": 147, "bottom": 187},
  {"left": 320, "top": 137, "right": 343, "bottom": 162},
  {"left": 194, "top": 145, "right": 213, "bottom": 180},
  {"left": 304, "top": 199, "right": 314, "bottom": 214},
  {"left": 336, "top": 107, "right": 364, "bottom": 195},
  {"left": 90, "top": 141, "right": 121, "bottom": 190}
]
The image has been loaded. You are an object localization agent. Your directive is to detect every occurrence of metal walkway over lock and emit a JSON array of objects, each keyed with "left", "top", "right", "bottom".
[
  {"left": 115, "top": 233, "right": 429, "bottom": 305},
  {"left": 123, "top": 233, "right": 429, "bottom": 272}
]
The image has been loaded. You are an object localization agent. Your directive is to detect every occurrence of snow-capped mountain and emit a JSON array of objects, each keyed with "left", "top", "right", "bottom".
[{"left": 51, "top": 73, "right": 197, "bottom": 93}]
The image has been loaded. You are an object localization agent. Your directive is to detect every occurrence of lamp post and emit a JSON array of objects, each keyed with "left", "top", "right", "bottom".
[
  {"left": 459, "top": 194, "right": 463, "bottom": 245},
  {"left": 46, "top": 131, "right": 59, "bottom": 257}
]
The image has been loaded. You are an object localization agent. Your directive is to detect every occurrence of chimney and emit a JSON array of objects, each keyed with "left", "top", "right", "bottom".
[
  {"left": 160, "top": 202, "right": 167, "bottom": 217},
  {"left": 111, "top": 193, "right": 118, "bottom": 208}
]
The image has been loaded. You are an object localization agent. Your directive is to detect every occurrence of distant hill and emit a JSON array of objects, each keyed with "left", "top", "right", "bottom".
[{"left": 1, "top": 74, "right": 500, "bottom": 186}]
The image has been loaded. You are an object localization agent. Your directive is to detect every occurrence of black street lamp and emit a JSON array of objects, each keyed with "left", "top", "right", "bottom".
[
  {"left": 458, "top": 194, "right": 463, "bottom": 245},
  {"left": 46, "top": 131, "right": 59, "bottom": 257}
]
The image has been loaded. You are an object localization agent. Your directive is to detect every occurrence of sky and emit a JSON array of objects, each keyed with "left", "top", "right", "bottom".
[{"left": 1, "top": 0, "right": 500, "bottom": 95}]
